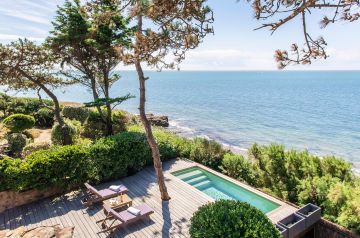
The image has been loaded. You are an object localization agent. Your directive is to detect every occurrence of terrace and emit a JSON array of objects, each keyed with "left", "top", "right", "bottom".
[{"left": 0, "top": 159, "right": 297, "bottom": 237}]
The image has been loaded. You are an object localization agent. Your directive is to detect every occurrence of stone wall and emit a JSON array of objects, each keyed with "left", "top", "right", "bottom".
[
  {"left": 0, "top": 188, "right": 63, "bottom": 213},
  {"left": 315, "top": 219, "right": 360, "bottom": 238}
]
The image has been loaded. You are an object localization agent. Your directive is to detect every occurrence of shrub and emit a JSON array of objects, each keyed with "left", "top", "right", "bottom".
[
  {"left": 189, "top": 138, "right": 226, "bottom": 170},
  {"left": 82, "top": 109, "right": 126, "bottom": 139},
  {"left": 321, "top": 156, "right": 353, "bottom": 181},
  {"left": 34, "top": 108, "right": 55, "bottom": 128},
  {"left": 7, "top": 133, "right": 27, "bottom": 157},
  {"left": 51, "top": 119, "right": 81, "bottom": 145},
  {"left": 22, "top": 145, "right": 93, "bottom": 190},
  {"left": 0, "top": 94, "right": 53, "bottom": 118},
  {"left": 190, "top": 200, "right": 281, "bottom": 238},
  {"left": 3, "top": 114, "right": 35, "bottom": 133},
  {"left": 221, "top": 153, "right": 257, "bottom": 186},
  {"left": 62, "top": 106, "right": 89, "bottom": 124},
  {"left": 22, "top": 142, "right": 51, "bottom": 157},
  {"left": 90, "top": 132, "right": 152, "bottom": 181}
]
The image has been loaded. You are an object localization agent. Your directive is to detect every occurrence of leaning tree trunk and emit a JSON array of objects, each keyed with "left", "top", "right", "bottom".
[
  {"left": 135, "top": 60, "right": 171, "bottom": 201},
  {"left": 103, "top": 73, "right": 113, "bottom": 136},
  {"left": 21, "top": 71, "right": 72, "bottom": 145},
  {"left": 39, "top": 85, "right": 72, "bottom": 145}
]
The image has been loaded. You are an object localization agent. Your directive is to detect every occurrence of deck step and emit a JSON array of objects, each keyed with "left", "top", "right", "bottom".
[
  {"left": 177, "top": 170, "right": 204, "bottom": 181},
  {"left": 187, "top": 175, "right": 208, "bottom": 185},
  {"left": 193, "top": 180, "right": 211, "bottom": 188}
]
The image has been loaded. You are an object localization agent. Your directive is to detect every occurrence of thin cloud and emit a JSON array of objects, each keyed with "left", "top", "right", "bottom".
[{"left": 0, "top": 34, "right": 44, "bottom": 42}]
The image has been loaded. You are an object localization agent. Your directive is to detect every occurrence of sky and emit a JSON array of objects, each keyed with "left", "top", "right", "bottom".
[{"left": 0, "top": 0, "right": 359, "bottom": 70}]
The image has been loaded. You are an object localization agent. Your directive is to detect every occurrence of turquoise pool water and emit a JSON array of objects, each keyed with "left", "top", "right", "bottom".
[{"left": 172, "top": 166, "right": 280, "bottom": 213}]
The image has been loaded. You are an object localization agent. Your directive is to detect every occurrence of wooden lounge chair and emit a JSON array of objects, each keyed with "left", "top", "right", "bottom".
[
  {"left": 81, "top": 183, "right": 128, "bottom": 207},
  {"left": 97, "top": 204, "right": 154, "bottom": 233}
]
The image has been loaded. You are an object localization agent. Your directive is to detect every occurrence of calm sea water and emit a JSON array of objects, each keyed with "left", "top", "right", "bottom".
[{"left": 11, "top": 71, "right": 360, "bottom": 170}]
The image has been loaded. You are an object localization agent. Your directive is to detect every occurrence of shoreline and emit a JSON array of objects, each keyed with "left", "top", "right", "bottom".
[{"left": 166, "top": 118, "right": 360, "bottom": 175}]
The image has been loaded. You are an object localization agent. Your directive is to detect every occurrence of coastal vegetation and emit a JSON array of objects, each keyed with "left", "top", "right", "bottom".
[
  {"left": 0, "top": 0, "right": 359, "bottom": 236},
  {"left": 0, "top": 95, "right": 359, "bottom": 232}
]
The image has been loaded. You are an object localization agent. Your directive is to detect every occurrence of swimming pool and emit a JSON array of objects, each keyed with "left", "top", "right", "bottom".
[{"left": 172, "top": 166, "right": 280, "bottom": 213}]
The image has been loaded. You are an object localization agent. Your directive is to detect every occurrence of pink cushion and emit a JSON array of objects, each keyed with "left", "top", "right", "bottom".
[{"left": 112, "top": 204, "right": 154, "bottom": 222}]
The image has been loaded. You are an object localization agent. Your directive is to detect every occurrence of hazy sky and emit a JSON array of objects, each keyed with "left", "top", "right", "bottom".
[{"left": 0, "top": 0, "right": 359, "bottom": 70}]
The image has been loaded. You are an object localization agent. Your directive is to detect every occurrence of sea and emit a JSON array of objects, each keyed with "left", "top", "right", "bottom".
[{"left": 9, "top": 71, "right": 360, "bottom": 172}]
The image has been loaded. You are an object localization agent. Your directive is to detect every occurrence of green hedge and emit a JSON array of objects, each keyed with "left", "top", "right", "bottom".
[
  {"left": 0, "top": 94, "right": 54, "bottom": 127},
  {"left": 3, "top": 114, "right": 35, "bottom": 133},
  {"left": 128, "top": 125, "right": 227, "bottom": 170},
  {"left": 190, "top": 200, "right": 281, "bottom": 238},
  {"left": 0, "top": 131, "right": 170, "bottom": 192}
]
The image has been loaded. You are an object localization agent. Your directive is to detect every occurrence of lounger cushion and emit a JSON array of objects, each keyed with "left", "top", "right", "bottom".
[
  {"left": 111, "top": 204, "right": 154, "bottom": 222},
  {"left": 85, "top": 182, "right": 128, "bottom": 198}
]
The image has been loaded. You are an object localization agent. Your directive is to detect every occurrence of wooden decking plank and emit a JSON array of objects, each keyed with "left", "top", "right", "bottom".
[
  {"left": 70, "top": 193, "right": 101, "bottom": 237},
  {"left": 123, "top": 170, "right": 186, "bottom": 237},
  {"left": 61, "top": 193, "right": 91, "bottom": 237},
  {"left": 0, "top": 159, "right": 297, "bottom": 237},
  {"left": 0, "top": 209, "right": 5, "bottom": 230}
]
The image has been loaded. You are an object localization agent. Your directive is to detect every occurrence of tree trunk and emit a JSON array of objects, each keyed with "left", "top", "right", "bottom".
[
  {"left": 134, "top": 60, "right": 171, "bottom": 201},
  {"left": 103, "top": 72, "right": 113, "bottom": 136},
  {"left": 39, "top": 85, "right": 72, "bottom": 145},
  {"left": 20, "top": 71, "right": 72, "bottom": 145}
]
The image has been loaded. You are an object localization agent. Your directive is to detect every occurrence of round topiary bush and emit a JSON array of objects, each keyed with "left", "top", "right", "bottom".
[
  {"left": 3, "top": 114, "right": 35, "bottom": 133},
  {"left": 7, "top": 133, "right": 27, "bottom": 157},
  {"left": 51, "top": 119, "right": 81, "bottom": 145},
  {"left": 34, "top": 108, "right": 55, "bottom": 128},
  {"left": 62, "top": 106, "right": 89, "bottom": 124},
  {"left": 190, "top": 200, "right": 281, "bottom": 238},
  {"left": 22, "top": 141, "right": 51, "bottom": 157}
]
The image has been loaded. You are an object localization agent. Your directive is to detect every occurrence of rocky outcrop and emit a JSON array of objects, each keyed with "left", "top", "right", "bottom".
[
  {"left": 0, "top": 225, "right": 74, "bottom": 238},
  {"left": 146, "top": 114, "right": 169, "bottom": 127},
  {"left": 136, "top": 114, "right": 169, "bottom": 127}
]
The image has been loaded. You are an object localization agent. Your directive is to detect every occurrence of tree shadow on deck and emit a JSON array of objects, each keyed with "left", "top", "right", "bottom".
[{"left": 1, "top": 159, "right": 191, "bottom": 237}]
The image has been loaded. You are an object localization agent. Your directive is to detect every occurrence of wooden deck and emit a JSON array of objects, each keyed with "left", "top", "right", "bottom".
[{"left": 0, "top": 159, "right": 297, "bottom": 237}]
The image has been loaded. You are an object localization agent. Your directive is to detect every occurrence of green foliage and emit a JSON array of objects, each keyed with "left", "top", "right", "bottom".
[
  {"left": 3, "top": 114, "right": 35, "bottom": 133},
  {"left": 22, "top": 142, "right": 51, "bottom": 157},
  {"left": 324, "top": 180, "right": 360, "bottom": 232},
  {"left": 34, "top": 108, "right": 55, "bottom": 128},
  {"left": 0, "top": 130, "right": 173, "bottom": 192},
  {"left": 189, "top": 138, "right": 226, "bottom": 170},
  {"left": 51, "top": 119, "right": 81, "bottom": 145},
  {"left": 221, "top": 153, "right": 257, "bottom": 186},
  {"left": 84, "top": 94, "right": 135, "bottom": 108},
  {"left": 81, "top": 109, "right": 126, "bottom": 139},
  {"left": 0, "top": 94, "right": 53, "bottom": 118},
  {"left": 24, "top": 145, "right": 92, "bottom": 190},
  {"left": 62, "top": 106, "right": 89, "bottom": 124},
  {"left": 90, "top": 132, "right": 152, "bottom": 182},
  {"left": 246, "top": 143, "right": 359, "bottom": 232},
  {"left": 7, "top": 133, "right": 27, "bottom": 157},
  {"left": 190, "top": 200, "right": 281, "bottom": 238},
  {"left": 128, "top": 125, "right": 226, "bottom": 167}
]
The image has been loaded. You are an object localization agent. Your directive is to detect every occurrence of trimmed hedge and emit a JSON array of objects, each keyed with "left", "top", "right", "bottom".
[
  {"left": 0, "top": 131, "right": 163, "bottom": 192},
  {"left": 190, "top": 200, "right": 281, "bottom": 238},
  {"left": 3, "top": 114, "right": 35, "bottom": 133}
]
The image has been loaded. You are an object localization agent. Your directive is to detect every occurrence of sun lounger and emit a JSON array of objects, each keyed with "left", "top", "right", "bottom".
[
  {"left": 97, "top": 204, "right": 154, "bottom": 233},
  {"left": 81, "top": 183, "right": 128, "bottom": 207}
]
